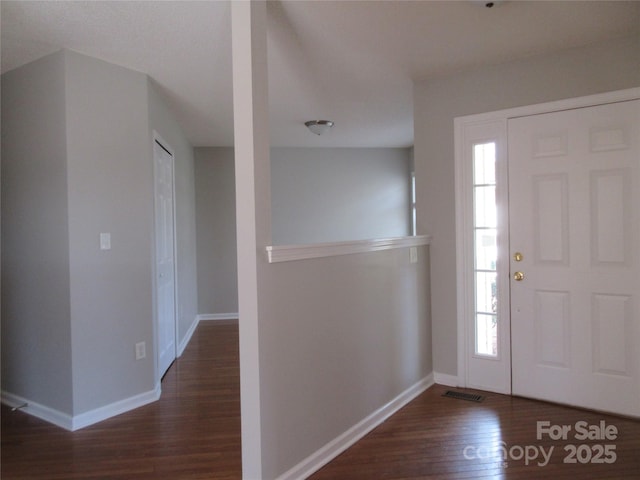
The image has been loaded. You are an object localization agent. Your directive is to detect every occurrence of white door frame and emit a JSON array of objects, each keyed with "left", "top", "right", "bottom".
[
  {"left": 454, "top": 87, "right": 640, "bottom": 393},
  {"left": 454, "top": 118, "right": 511, "bottom": 393},
  {"left": 152, "top": 131, "right": 179, "bottom": 385}
]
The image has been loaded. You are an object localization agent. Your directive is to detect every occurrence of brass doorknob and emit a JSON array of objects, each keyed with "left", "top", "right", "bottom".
[{"left": 513, "top": 271, "right": 525, "bottom": 281}]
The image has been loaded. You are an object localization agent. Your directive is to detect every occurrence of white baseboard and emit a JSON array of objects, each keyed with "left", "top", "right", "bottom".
[
  {"left": 178, "top": 315, "right": 200, "bottom": 357},
  {"left": 197, "top": 313, "right": 239, "bottom": 322},
  {"left": 72, "top": 383, "right": 161, "bottom": 430},
  {"left": 2, "top": 383, "right": 161, "bottom": 431},
  {"left": 275, "top": 373, "right": 435, "bottom": 480},
  {"left": 179, "top": 314, "right": 239, "bottom": 357},
  {"left": 434, "top": 372, "right": 459, "bottom": 387},
  {"left": 3, "top": 312, "right": 235, "bottom": 431},
  {"left": 1, "top": 391, "right": 74, "bottom": 430}
]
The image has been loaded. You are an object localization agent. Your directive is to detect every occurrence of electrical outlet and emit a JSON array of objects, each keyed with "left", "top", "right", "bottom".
[
  {"left": 410, "top": 247, "right": 418, "bottom": 263},
  {"left": 135, "top": 341, "right": 146, "bottom": 360}
]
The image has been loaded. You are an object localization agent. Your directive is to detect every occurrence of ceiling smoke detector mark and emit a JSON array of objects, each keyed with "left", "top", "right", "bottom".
[{"left": 470, "top": 0, "right": 506, "bottom": 8}]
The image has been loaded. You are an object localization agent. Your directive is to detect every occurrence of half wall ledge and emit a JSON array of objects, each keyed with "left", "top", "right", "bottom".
[{"left": 265, "top": 235, "right": 431, "bottom": 263}]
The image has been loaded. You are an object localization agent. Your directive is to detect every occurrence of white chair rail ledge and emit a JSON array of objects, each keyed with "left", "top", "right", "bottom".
[{"left": 266, "top": 235, "right": 431, "bottom": 263}]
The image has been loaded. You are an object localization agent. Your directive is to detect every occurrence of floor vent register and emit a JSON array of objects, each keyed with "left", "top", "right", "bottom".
[{"left": 442, "top": 390, "right": 485, "bottom": 403}]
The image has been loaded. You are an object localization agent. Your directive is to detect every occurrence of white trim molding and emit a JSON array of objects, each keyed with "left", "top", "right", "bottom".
[
  {"left": 1, "top": 383, "right": 161, "bottom": 431},
  {"left": 266, "top": 235, "right": 431, "bottom": 264},
  {"left": 462, "top": 87, "right": 640, "bottom": 124},
  {"left": 178, "top": 314, "right": 239, "bottom": 357},
  {"left": 197, "top": 313, "right": 239, "bottom": 321},
  {"left": 454, "top": 117, "right": 511, "bottom": 395},
  {"left": 178, "top": 315, "right": 200, "bottom": 357},
  {"left": 152, "top": 130, "right": 179, "bottom": 387},
  {"left": 454, "top": 87, "right": 640, "bottom": 393},
  {"left": 275, "top": 374, "right": 435, "bottom": 480},
  {"left": 1, "top": 391, "right": 73, "bottom": 430},
  {"left": 72, "top": 383, "right": 161, "bottom": 430}
]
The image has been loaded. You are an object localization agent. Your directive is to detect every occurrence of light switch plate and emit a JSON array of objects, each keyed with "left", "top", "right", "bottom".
[
  {"left": 410, "top": 247, "right": 418, "bottom": 263},
  {"left": 135, "top": 341, "right": 146, "bottom": 360},
  {"left": 100, "top": 233, "right": 111, "bottom": 250}
]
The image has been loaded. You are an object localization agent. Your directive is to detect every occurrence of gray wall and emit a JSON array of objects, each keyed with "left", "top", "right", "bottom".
[
  {"left": 232, "top": 7, "right": 431, "bottom": 476},
  {"left": 1, "top": 51, "right": 73, "bottom": 414},
  {"left": 148, "top": 79, "right": 199, "bottom": 343},
  {"left": 193, "top": 146, "right": 411, "bottom": 316},
  {"left": 414, "top": 34, "right": 640, "bottom": 377},
  {"left": 194, "top": 147, "right": 238, "bottom": 315},
  {"left": 259, "top": 247, "right": 431, "bottom": 478},
  {"left": 2, "top": 50, "right": 198, "bottom": 419},
  {"left": 271, "top": 147, "right": 412, "bottom": 244},
  {"left": 64, "top": 50, "right": 155, "bottom": 414}
]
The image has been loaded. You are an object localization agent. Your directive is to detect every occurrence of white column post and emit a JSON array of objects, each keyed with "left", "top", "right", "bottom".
[{"left": 231, "top": 1, "right": 271, "bottom": 478}]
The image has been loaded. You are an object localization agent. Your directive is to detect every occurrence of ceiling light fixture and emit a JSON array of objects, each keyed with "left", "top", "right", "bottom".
[{"left": 305, "top": 120, "right": 334, "bottom": 136}]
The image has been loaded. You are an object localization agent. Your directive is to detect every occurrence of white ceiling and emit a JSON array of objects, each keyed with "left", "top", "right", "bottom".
[{"left": 2, "top": 1, "right": 639, "bottom": 148}]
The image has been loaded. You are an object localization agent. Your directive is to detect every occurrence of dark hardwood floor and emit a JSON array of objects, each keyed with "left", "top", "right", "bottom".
[
  {"left": 309, "top": 385, "right": 640, "bottom": 480},
  {"left": 1, "top": 322, "right": 242, "bottom": 480},
  {"left": 3, "top": 321, "right": 640, "bottom": 479}
]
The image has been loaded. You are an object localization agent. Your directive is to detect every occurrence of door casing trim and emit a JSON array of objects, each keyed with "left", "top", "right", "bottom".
[
  {"left": 454, "top": 87, "right": 640, "bottom": 391},
  {"left": 152, "top": 131, "right": 179, "bottom": 386}
]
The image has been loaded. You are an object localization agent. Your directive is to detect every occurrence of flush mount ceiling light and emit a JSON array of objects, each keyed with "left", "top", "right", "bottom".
[{"left": 305, "top": 120, "right": 334, "bottom": 136}]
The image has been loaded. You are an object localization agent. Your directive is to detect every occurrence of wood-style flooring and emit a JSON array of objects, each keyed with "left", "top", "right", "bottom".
[
  {"left": 3, "top": 321, "right": 640, "bottom": 479},
  {"left": 1, "top": 322, "right": 241, "bottom": 480},
  {"left": 309, "top": 384, "right": 640, "bottom": 480}
]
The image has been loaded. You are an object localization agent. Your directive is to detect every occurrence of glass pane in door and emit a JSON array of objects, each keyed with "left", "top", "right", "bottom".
[{"left": 473, "top": 142, "right": 498, "bottom": 357}]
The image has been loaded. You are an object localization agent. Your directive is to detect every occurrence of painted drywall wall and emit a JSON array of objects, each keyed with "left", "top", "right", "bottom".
[
  {"left": 271, "top": 147, "right": 412, "bottom": 244},
  {"left": 233, "top": 5, "right": 431, "bottom": 478},
  {"left": 414, "top": 34, "right": 640, "bottom": 377},
  {"left": 194, "top": 146, "right": 410, "bottom": 315},
  {"left": 64, "top": 50, "right": 155, "bottom": 414},
  {"left": 194, "top": 147, "right": 238, "bottom": 315},
  {"left": 260, "top": 247, "right": 431, "bottom": 478},
  {"left": 1, "top": 51, "right": 73, "bottom": 414},
  {"left": 147, "top": 79, "right": 199, "bottom": 344},
  {"left": 2, "top": 49, "right": 197, "bottom": 422}
]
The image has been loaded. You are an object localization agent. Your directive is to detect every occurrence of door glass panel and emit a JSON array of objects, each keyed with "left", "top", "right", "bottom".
[
  {"left": 476, "top": 313, "right": 498, "bottom": 356},
  {"left": 474, "top": 186, "right": 496, "bottom": 227},
  {"left": 475, "top": 271, "right": 497, "bottom": 314},
  {"left": 473, "top": 142, "right": 498, "bottom": 357},
  {"left": 475, "top": 229, "right": 497, "bottom": 270},
  {"left": 474, "top": 142, "right": 496, "bottom": 184}
]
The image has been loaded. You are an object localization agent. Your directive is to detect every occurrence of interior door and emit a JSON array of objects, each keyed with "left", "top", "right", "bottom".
[
  {"left": 509, "top": 100, "right": 640, "bottom": 417},
  {"left": 154, "top": 139, "right": 177, "bottom": 379}
]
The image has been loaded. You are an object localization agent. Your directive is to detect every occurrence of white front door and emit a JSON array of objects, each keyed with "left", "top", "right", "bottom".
[
  {"left": 154, "top": 139, "right": 177, "bottom": 379},
  {"left": 509, "top": 100, "right": 640, "bottom": 416}
]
